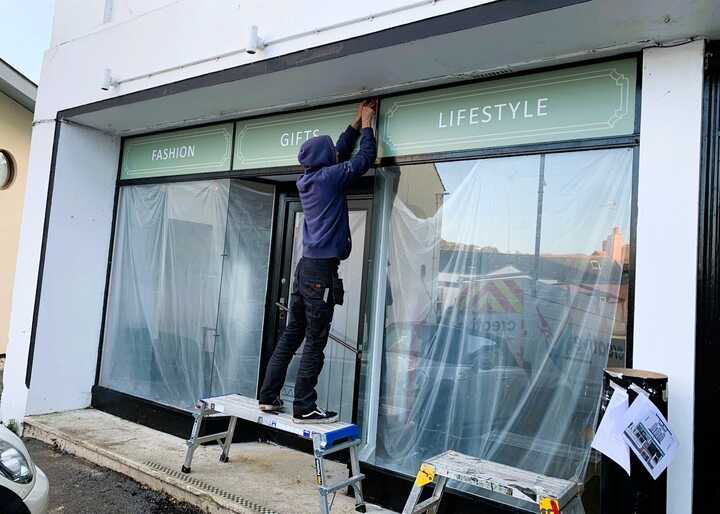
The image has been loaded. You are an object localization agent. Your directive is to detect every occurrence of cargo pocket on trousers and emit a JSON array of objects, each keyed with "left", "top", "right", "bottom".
[{"left": 301, "top": 277, "right": 329, "bottom": 302}]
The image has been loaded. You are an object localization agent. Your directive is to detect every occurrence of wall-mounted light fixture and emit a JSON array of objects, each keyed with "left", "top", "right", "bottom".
[
  {"left": 246, "top": 25, "right": 264, "bottom": 55},
  {"left": 101, "top": 68, "right": 116, "bottom": 91}
]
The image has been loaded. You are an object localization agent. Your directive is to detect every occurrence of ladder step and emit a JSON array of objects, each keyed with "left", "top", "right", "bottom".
[
  {"left": 413, "top": 496, "right": 441, "bottom": 513},
  {"left": 319, "top": 473, "right": 365, "bottom": 495},
  {"left": 191, "top": 433, "right": 228, "bottom": 445}
]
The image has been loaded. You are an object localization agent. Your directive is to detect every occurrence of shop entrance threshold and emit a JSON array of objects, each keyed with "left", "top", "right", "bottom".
[{"left": 24, "top": 408, "right": 395, "bottom": 514}]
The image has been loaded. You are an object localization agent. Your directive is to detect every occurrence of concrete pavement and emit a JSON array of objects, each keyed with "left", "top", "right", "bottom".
[{"left": 24, "top": 408, "right": 396, "bottom": 514}]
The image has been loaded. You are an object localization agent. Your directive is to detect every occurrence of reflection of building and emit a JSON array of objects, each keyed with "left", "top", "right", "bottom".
[
  {"left": 396, "top": 163, "right": 446, "bottom": 218},
  {"left": 436, "top": 245, "right": 630, "bottom": 370},
  {"left": 387, "top": 164, "right": 446, "bottom": 325},
  {"left": 600, "top": 227, "right": 625, "bottom": 263}
]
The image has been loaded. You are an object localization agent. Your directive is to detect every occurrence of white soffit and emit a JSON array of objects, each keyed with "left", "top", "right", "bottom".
[{"left": 67, "top": 0, "right": 720, "bottom": 135}]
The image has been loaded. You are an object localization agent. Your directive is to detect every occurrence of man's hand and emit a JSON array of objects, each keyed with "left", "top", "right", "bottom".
[
  {"left": 361, "top": 100, "right": 376, "bottom": 129},
  {"left": 352, "top": 99, "right": 378, "bottom": 130},
  {"left": 351, "top": 102, "right": 364, "bottom": 130}
]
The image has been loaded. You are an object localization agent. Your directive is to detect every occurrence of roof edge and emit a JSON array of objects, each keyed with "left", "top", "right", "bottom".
[{"left": 0, "top": 57, "right": 38, "bottom": 111}]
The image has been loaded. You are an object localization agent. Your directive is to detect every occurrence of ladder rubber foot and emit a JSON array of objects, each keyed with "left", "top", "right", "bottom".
[
  {"left": 219, "top": 455, "right": 229, "bottom": 463},
  {"left": 181, "top": 466, "right": 191, "bottom": 474},
  {"left": 355, "top": 506, "right": 366, "bottom": 513}
]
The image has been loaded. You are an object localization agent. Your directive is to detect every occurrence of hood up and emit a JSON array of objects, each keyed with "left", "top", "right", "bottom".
[{"left": 298, "top": 135, "right": 336, "bottom": 171}]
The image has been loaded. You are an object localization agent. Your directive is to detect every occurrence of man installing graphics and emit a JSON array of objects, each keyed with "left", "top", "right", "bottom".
[{"left": 258, "top": 100, "right": 377, "bottom": 423}]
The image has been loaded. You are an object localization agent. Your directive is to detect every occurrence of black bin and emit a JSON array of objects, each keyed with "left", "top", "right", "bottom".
[{"left": 600, "top": 368, "right": 668, "bottom": 514}]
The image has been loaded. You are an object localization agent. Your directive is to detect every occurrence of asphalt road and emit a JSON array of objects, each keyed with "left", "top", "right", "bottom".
[{"left": 24, "top": 439, "right": 203, "bottom": 514}]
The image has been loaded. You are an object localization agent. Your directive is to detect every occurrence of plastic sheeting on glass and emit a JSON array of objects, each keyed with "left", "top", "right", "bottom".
[
  {"left": 100, "top": 179, "right": 274, "bottom": 410},
  {"left": 360, "top": 149, "right": 633, "bottom": 508},
  {"left": 211, "top": 181, "right": 274, "bottom": 398}
]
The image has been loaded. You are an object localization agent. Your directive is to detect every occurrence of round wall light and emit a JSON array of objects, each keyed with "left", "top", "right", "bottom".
[{"left": 0, "top": 150, "right": 16, "bottom": 190}]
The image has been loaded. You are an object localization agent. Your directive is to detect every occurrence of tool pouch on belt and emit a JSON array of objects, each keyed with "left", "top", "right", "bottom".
[{"left": 332, "top": 274, "right": 344, "bottom": 306}]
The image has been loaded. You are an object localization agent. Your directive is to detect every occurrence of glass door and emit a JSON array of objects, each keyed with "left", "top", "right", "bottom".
[
  {"left": 209, "top": 180, "right": 276, "bottom": 399},
  {"left": 270, "top": 196, "right": 372, "bottom": 422}
]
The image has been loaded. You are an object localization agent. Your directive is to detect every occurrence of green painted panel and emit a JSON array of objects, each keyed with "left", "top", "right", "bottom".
[
  {"left": 234, "top": 104, "right": 357, "bottom": 170},
  {"left": 121, "top": 123, "right": 233, "bottom": 179},
  {"left": 379, "top": 58, "right": 637, "bottom": 157}
]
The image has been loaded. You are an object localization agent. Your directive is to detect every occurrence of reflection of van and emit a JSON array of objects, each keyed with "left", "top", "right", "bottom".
[
  {"left": 377, "top": 322, "right": 528, "bottom": 470},
  {"left": 446, "top": 274, "right": 527, "bottom": 364}
]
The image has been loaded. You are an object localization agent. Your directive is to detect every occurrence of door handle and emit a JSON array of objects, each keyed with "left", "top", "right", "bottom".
[{"left": 201, "top": 326, "right": 218, "bottom": 351}]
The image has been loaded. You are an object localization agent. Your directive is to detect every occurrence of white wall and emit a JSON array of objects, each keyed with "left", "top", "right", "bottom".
[
  {"left": 0, "top": 122, "right": 119, "bottom": 422},
  {"left": 634, "top": 40, "right": 705, "bottom": 514},
  {"left": 27, "top": 123, "right": 120, "bottom": 415},
  {"left": 40, "top": 0, "right": 498, "bottom": 121}
]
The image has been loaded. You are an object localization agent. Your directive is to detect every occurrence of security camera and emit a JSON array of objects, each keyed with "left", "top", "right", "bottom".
[{"left": 246, "top": 25, "right": 264, "bottom": 55}]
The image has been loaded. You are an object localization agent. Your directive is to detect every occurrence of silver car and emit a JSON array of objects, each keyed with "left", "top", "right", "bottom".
[{"left": 0, "top": 424, "right": 49, "bottom": 514}]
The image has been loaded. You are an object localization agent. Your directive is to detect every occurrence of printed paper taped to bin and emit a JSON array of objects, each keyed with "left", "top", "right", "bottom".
[
  {"left": 591, "top": 384, "right": 630, "bottom": 475},
  {"left": 622, "top": 393, "right": 678, "bottom": 480}
]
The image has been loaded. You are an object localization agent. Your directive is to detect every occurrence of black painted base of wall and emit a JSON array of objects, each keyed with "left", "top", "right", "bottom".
[{"left": 91, "top": 386, "right": 259, "bottom": 443}]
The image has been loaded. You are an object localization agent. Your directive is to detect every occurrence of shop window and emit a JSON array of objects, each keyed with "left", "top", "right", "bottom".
[
  {"left": 360, "top": 148, "right": 633, "bottom": 511},
  {"left": 100, "top": 179, "right": 274, "bottom": 409}
]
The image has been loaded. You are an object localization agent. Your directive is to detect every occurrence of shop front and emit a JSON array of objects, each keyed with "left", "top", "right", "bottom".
[{"left": 91, "top": 56, "right": 639, "bottom": 513}]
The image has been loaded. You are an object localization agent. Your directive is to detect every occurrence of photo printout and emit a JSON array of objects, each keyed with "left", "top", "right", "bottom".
[{"left": 622, "top": 393, "right": 678, "bottom": 480}]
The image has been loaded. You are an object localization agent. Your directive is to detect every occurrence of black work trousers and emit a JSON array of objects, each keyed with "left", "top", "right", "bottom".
[{"left": 259, "top": 256, "right": 341, "bottom": 415}]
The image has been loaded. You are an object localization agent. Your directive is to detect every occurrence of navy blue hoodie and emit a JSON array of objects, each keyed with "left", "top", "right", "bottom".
[{"left": 297, "top": 126, "right": 377, "bottom": 260}]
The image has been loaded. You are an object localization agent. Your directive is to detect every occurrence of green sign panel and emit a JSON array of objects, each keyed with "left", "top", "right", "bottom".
[
  {"left": 121, "top": 123, "right": 233, "bottom": 179},
  {"left": 234, "top": 104, "right": 357, "bottom": 170},
  {"left": 379, "top": 58, "right": 637, "bottom": 157}
]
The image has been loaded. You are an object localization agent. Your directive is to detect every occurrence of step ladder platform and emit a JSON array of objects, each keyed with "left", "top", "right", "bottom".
[
  {"left": 427, "top": 451, "right": 579, "bottom": 508},
  {"left": 184, "top": 394, "right": 367, "bottom": 513},
  {"left": 201, "top": 394, "right": 359, "bottom": 449}
]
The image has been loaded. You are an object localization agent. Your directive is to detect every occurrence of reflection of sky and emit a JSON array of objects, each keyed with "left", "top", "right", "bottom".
[{"left": 436, "top": 148, "right": 633, "bottom": 255}]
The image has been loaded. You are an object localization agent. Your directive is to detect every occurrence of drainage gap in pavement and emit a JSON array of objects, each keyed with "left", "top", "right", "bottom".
[{"left": 145, "top": 461, "right": 280, "bottom": 514}]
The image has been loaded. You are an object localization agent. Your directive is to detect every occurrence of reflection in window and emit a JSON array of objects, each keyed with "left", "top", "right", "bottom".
[{"left": 361, "top": 149, "right": 633, "bottom": 510}]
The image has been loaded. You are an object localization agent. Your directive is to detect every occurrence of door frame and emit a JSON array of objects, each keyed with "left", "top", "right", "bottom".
[
  {"left": 694, "top": 43, "right": 720, "bottom": 514},
  {"left": 258, "top": 179, "right": 375, "bottom": 423}
]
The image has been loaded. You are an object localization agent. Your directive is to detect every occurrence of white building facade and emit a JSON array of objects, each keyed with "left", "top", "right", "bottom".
[{"left": 3, "top": 1, "right": 720, "bottom": 513}]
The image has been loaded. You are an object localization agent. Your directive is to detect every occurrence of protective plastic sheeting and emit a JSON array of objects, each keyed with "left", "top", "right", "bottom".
[
  {"left": 361, "top": 148, "right": 633, "bottom": 509},
  {"left": 100, "top": 179, "right": 273, "bottom": 409}
]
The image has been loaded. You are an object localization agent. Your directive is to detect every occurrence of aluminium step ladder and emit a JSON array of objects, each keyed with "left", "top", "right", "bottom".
[
  {"left": 181, "top": 394, "right": 366, "bottom": 514},
  {"left": 402, "top": 450, "right": 581, "bottom": 514}
]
